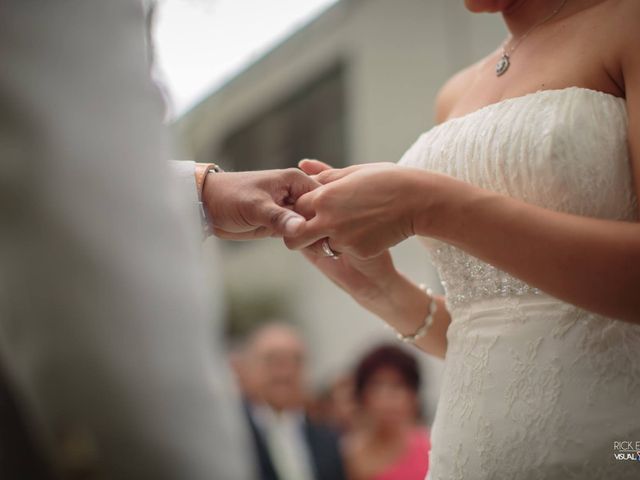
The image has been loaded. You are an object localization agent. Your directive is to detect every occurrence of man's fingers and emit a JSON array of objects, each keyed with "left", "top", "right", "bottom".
[
  {"left": 285, "top": 168, "right": 322, "bottom": 203},
  {"left": 299, "top": 159, "right": 333, "bottom": 175}
]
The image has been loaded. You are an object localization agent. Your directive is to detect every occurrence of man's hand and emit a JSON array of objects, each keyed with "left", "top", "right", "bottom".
[{"left": 202, "top": 168, "right": 321, "bottom": 240}]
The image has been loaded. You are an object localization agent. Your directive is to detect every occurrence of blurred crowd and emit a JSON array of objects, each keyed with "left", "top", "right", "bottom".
[{"left": 229, "top": 323, "right": 431, "bottom": 480}]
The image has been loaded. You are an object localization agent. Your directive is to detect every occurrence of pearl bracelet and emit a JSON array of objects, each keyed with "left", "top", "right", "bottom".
[{"left": 394, "top": 284, "right": 437, "bottom": 344}]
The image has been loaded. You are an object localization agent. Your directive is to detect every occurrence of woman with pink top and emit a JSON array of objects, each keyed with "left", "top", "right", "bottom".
[{"left": 343, "top": 345, "right": 430, "bottom": 480}]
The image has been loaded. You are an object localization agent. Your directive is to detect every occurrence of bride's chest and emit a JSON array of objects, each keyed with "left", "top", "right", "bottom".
[{"left": 399, "top": 89, "right": 636, "bottom": 221}]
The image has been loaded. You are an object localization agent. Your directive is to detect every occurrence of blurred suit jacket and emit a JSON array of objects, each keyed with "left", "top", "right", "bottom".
[
  {"left": 245, "top": 404, "right": 346, "bottom": 480},
  {"left": 0, "top": 1, "right": 253, "bottom": 479}
]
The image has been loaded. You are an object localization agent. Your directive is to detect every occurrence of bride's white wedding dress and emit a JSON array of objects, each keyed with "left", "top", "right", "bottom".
[{"left": 399, "top": 87, "right": 640, "bottom": 479}]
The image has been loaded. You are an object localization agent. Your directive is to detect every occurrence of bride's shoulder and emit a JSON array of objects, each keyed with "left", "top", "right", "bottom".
[
  {"left": 596, "top": 0, "right": 640, "bottom": 89},
  {"left": 434, "top": 59, "right": 486, "bottom": 124},
  {"left": 611, "top": 0, "right": 640, "bottom": 51},
  {"left": 596, "top": 0, "right": 640, "bottom": 51},
  {"left": 608, "top": 0, "right": 640, "bottom": 18}
]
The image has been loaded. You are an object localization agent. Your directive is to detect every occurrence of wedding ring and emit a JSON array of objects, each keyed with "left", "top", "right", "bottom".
[{"left": 321, "top": 239, "right": 340, "bottom": 260}]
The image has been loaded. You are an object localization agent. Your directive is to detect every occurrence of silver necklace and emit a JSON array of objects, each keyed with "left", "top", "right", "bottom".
[{"left": 495, "top": 0, "right": 568, "bottom": 77}]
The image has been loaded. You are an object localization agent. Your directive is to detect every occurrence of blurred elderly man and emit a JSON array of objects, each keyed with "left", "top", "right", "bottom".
[{"left": 239, "top": 323, "right": 346, "bottom": 480}]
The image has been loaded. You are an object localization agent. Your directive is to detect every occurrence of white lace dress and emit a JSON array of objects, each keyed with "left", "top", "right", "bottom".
[{"left": 398, "top": 87, "right": 640, "bottom": 480}]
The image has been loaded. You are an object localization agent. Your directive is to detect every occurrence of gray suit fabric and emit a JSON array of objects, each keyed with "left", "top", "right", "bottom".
[{"left": 0, "top": 1, "right": 253, "bottom": 478}]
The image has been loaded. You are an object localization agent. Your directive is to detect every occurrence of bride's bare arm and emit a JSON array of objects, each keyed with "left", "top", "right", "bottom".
[
  {"left": 299, "top": 227, "right": 450, "bottom": 359},
  {"left": 413, "top": 178, "right": 640, "bottom": 324},
  {"left": 367, "top": 271, "right": 451, "bottom": 358}
]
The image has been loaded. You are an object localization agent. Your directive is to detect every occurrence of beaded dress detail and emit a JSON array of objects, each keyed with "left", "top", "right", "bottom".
[{"left": 398, "top": 88, "right": 640, "bottom": 480}]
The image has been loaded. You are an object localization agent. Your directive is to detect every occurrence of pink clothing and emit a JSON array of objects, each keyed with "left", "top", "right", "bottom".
[{"left": 373, "top": 428, "right": 430, "bottom": 480}]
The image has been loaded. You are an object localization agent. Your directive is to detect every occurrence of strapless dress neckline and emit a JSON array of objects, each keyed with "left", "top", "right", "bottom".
[
  {"left": 436, "top": 86, "right": 625, "bottom": 130},
  {"left": 399, "top": 85, "right": 640, "bottom": 480}
]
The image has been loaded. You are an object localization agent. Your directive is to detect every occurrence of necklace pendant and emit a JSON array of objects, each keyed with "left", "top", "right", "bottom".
[{"left": 495, "top": 54, "right": 510, "bottom": 77}]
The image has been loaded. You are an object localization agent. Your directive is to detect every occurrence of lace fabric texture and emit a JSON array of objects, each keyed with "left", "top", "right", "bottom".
[{"left": 399, "top": 88, "right": 640, "bottom": 479}]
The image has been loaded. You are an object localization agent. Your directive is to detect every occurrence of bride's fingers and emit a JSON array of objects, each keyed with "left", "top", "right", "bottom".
[
  {"left": 305, "top": 238, "right": 337, "bottom": 258},
  {"left": 302, "top": 248, "right": 321, "bottom": 263},
  {"left": 299, "top": 159, "right": 333, "bottom": 175},
  {"left": 315, "top": 165, "right": 363, "bottom": 185},
  {"left": 283, "top": 216, "right": 326, "bottom": 250},
  {"left": 301, "top": 248, "right": 347, "bottom": 280},
  {"left": 301, "top": 249, "right": 349, "bottom": 290},
  {"left": 213, "top": 226, "right": 273, "bottom": 240},
  {"left": 301, "top": 245, "right": 328, "bottom": 262},
  {"left": 316, "top": 162, "right": 398, "bottom": 184},
  {"left": 299, "top": 159, "right": 359, "bottom": 185},
  {"left": 293, "top": 190, "right": 316, "bottom": 220}
]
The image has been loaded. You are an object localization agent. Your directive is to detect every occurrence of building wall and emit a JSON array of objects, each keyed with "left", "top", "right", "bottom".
[{"left": 176, "top": 0, "right": 506, "bottom": 418}]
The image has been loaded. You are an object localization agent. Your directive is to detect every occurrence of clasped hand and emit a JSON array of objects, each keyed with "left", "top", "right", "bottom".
[
  {"left": 202, "top": 161, "right": 422, "bottom": 258},
  {"left": 284, "top": 159, "right": 420, "bottom": 260},
  {"left": 202, "top": 159, "right": 432, "bottom": 307}
]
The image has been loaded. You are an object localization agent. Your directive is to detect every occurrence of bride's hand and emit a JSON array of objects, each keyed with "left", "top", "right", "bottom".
[
  {"left": 302, "top": 249, "right": 398, "bottom": 307},
  {"left": 295, "top": 160, "right": 402, "bottom": 304},
  {"left": 286, "top": 160, "right": 426, "bottom": 259},
  {"left": 299, "top": 159, "right": 397, "bottom": 185},
  {"left": 295, "top": 160, "right": 451, "bottom": 359}
]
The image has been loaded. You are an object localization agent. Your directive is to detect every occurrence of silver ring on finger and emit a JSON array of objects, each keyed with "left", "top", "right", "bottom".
[{"left": 321, "top": 239, "right": 340, "bottom": 260}]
